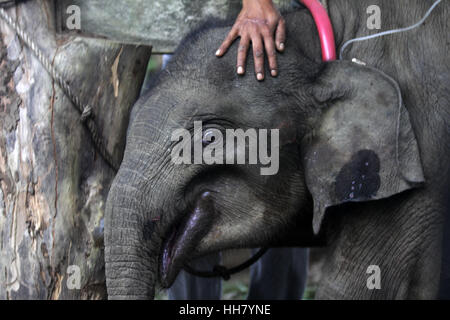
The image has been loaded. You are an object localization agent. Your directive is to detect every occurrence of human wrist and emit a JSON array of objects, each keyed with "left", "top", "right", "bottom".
[{"left": 242, "top": 0, "right": 274, "bottom": 10}]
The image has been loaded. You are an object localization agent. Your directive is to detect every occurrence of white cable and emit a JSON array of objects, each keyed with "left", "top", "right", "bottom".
[{"left": 340, "top": 0, "right": 442, "bottom": 60}]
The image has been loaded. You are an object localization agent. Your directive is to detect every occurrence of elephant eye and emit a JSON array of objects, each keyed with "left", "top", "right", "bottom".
[{"left": 202, "top": 128, "right": 222, "bottom": 146}]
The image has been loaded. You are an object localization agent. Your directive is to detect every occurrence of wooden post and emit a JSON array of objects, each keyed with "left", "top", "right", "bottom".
[{"left": 0, "top": 0, "right": 151, "bottom": 299}]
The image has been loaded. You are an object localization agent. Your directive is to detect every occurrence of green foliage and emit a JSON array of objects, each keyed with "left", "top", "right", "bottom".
[
  {"left": 222, "top": 280, "right": 249, "bottom": 300},
  {"left": 302, "top": 286, "right": 316, "bottom": 300}
]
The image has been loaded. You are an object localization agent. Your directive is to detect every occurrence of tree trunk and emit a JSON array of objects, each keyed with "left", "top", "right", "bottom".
[{"left": 0, "top": 0, "right": 151, "bottom": 299}]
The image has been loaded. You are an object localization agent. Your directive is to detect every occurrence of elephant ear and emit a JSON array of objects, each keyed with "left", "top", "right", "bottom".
[{"left": 303, "top": 61, "right": 425, "bottom": 234}]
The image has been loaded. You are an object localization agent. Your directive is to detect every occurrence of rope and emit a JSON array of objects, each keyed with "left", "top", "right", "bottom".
[
  {"left": 183, "top": 247, "right": 269, "bottom": 280},
  {"left": 0, "top": 6, "right": 119, "bottom": 171}
]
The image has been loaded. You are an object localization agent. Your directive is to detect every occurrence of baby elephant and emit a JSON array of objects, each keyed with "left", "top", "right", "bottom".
[{"left": 105, "top": 3, "right": 450, "bottom": 299}]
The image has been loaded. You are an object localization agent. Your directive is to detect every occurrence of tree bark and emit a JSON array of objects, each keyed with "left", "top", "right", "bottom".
[{"left": 0, "top": 0, "right": 151, "bottom": 299}]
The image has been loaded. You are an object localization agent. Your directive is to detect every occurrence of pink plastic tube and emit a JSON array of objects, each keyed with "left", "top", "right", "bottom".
[{"left": 300, "top": 0, "right": 336, "bottom": 61}]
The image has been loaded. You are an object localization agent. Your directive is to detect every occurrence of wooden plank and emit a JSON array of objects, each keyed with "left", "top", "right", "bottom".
[{"left": 56, "top": 0, "right": 293, "bottom": 53}]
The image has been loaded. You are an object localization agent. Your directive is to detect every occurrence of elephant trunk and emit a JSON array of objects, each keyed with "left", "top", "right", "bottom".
[
  {"left": 104, "top": 168, "right": 161, "bottom": 299},
  {"left": 104, "top": 160, "right": 216, "bottom": 299}
]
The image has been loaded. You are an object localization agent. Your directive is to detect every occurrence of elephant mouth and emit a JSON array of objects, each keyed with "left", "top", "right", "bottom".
[{"left": 160, "top": 191, "right": 215, "bottom": 288}]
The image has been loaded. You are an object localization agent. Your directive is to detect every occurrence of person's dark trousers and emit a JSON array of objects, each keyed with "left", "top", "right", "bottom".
[
  {"left": 439, "top": 198, "right": 450, "bottom": 299},
  {"left": 247, "top": 248, "right": 309, "bottom": 300},
  {"left": 168, "top": 248, "right": 309, "bottom": 300},
  {"left": 168, "top": 253, "right": 222, "bottom": 300}
]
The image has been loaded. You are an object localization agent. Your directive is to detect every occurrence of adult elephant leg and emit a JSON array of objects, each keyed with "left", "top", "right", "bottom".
[{"left": 316, "top": 191, "right": 443, "bottom": 299}]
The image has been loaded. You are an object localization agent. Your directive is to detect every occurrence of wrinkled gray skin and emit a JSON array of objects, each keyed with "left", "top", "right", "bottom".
[{"left": 105, "top": 0, "right": 449, "bottom": 299}]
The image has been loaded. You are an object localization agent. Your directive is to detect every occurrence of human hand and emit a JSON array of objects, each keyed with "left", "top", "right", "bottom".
[{"left": 215, "top": 0, "right": 286, "bottom": 81}]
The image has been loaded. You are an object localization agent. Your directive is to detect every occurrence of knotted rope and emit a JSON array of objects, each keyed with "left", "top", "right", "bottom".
[{"left": 0, "top": 6, "right": 119, "bottom": 171}]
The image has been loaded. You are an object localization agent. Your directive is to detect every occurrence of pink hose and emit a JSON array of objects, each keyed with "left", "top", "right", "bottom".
[{"left": 300, "top": 0, "right": 336, "bottom": 61}]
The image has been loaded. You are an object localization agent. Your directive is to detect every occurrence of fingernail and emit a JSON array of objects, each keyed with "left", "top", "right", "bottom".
[
  {"left": 271, "top": 69, "right": 278, "bottom": 77},
  {"left": 237, "top": 66, "right": 244, "bottom": 74},
  {"left": 279, "top": 43, "right": 285, "bottom": 50},
  {"left": 215, "top": 49, "right": 221, "bottom": 56},
  {"left": 257, "top": 73, "right": 264, "bottom": 81}
]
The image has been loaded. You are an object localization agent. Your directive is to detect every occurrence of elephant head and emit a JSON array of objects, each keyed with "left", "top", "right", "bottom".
[{"left": 104, "top": 10, "right": 424, "bottom": 299}]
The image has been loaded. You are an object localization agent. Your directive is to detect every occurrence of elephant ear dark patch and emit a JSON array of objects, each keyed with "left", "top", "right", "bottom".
[{"left": 335, "top": 150, "right": 380, "bottom": 201}]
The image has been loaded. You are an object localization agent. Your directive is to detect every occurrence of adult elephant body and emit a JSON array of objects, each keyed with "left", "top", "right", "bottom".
[{"left": 105, "top": 0, "right": 449, "bottom": 299}]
